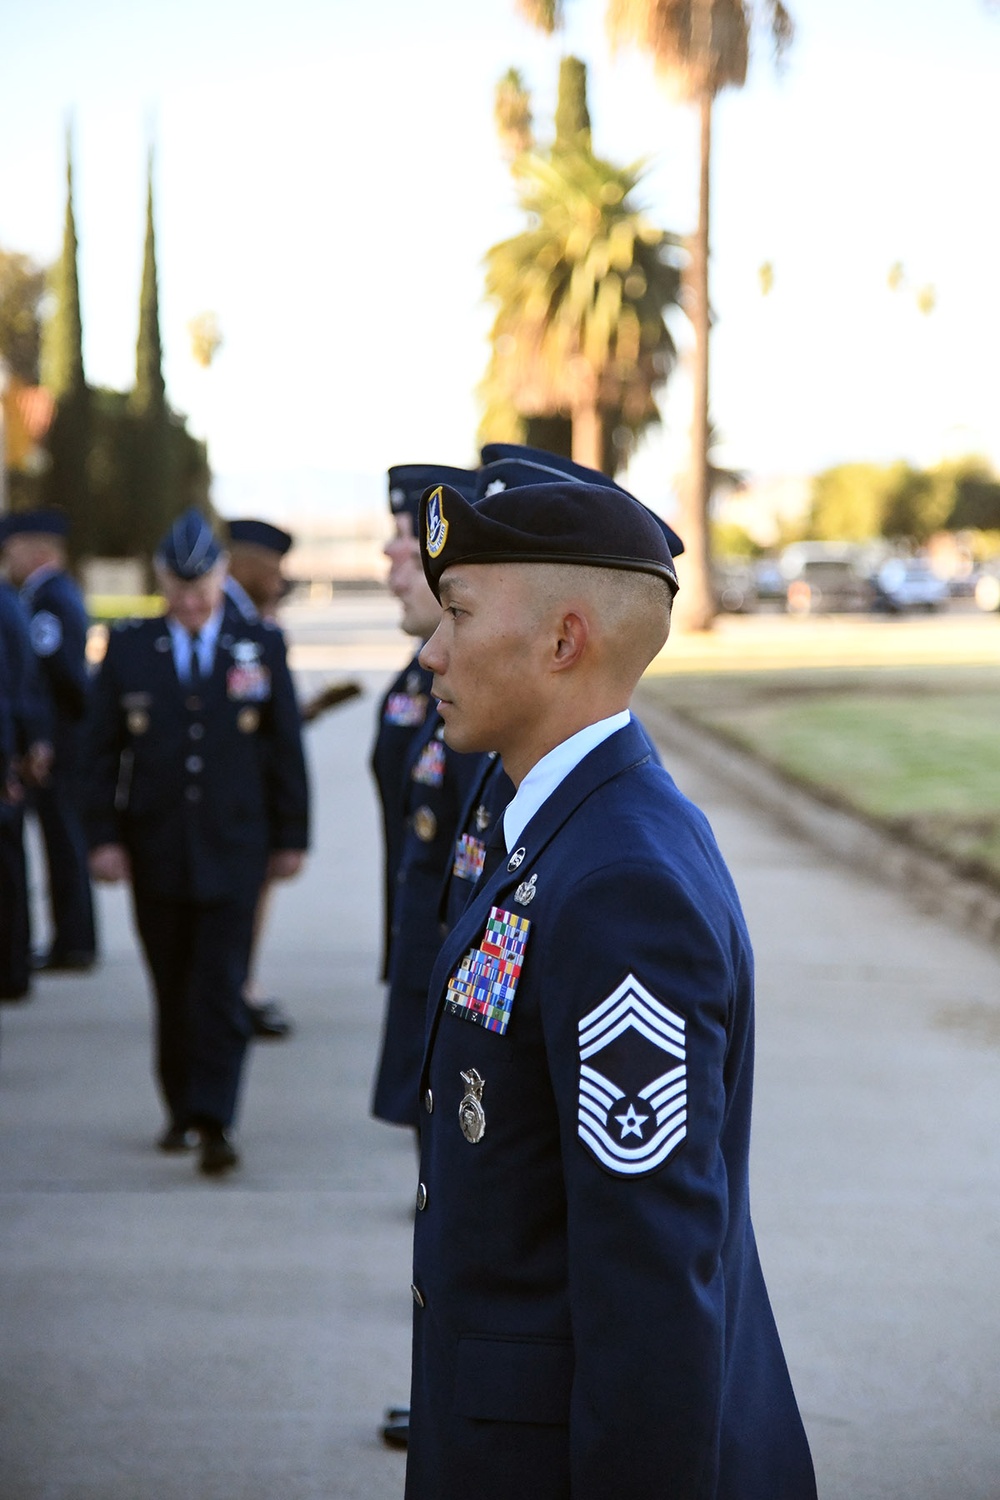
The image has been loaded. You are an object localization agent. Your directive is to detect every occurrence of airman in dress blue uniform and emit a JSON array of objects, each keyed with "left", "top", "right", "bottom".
[
  {"left": 0, "top": 509, "right": 96, "bottom": 971},
  {"left": 440, "top": 448, "right": 684, "bottom": 932},
  {"left": 83, "top": 511, "right": 309, "bottom": 1176},
  {"left": 0, "top": 579, "right": 53, "bottom": 1002},
  {"left": 370, "top": 462, "right": 487, "bottom": 1129},
  {"left": 404, "top": 479, "right": 817, "bottom": 1499}
]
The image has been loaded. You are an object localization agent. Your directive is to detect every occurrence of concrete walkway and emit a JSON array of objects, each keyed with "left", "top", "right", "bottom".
[{"left": 2, "top": 654, "right": 999, "bottom": 1500}]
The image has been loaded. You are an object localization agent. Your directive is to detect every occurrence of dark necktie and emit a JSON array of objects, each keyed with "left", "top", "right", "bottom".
[
  {"left": 188, "top": 632, "right": 202, "bottom": 686},
  {"left": 478, "top": 819, "right": 508, "bottom": 886}
]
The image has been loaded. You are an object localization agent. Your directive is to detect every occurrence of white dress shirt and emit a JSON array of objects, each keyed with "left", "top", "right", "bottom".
[
  {"left": 166, "top": 604, "right": 224, "bottom": 683},
  {"left": 501, "top": 710, "right": 632, "bottom": 852}
]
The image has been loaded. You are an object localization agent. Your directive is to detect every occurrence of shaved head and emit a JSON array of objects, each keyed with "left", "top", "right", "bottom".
[{"left": 517, "top": 562, "right": 673, "bottom": 685}]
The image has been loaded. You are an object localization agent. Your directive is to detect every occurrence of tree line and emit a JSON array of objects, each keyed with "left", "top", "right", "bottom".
[{"left": 0, "top": 134, "right": 209, "bottom": 569}]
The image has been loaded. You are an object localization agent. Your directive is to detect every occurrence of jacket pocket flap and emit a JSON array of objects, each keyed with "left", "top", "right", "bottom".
[{"left": 454, "top": 1336, "right": 572, "bottom": 1425}]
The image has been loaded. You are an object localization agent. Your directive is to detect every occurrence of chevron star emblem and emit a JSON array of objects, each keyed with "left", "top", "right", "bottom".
[{"left": 577, "top": 974, "right": 687, "bottom": 1177}]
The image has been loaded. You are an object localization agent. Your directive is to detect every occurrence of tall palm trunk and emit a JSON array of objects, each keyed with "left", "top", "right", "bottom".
[
  {"left": 676, "top": 75, "right": 717, "bottom": 629},
  {"left": 571, "top": 400, "right": 604, "bottom": 470}
]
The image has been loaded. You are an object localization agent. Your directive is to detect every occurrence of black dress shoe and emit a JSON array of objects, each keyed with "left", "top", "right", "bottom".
[
  {"left": 384, "top": 1406, "right": 409, "bottom": 1424},
  {"left": 247, "top": 998, "right": 293, "bottom": 1039},
  {"left": 157, "top": 1124, "right": 195, "bottom": 1153},
  {"left": 381, "top": 1418, "right": 408, "bottom": 1449},
  {"left": 32, "top": 949, "right": 96, "bottom": 973},
  {"left": 198, "top": 1128, "right": 240, "bottom": 1176}
]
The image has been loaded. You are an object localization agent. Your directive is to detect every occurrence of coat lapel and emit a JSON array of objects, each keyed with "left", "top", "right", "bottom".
[{"left": 423, "top": 720, "right": 653, "bottom": 1064}]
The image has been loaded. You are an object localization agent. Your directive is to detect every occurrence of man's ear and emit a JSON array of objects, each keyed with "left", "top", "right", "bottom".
[{"left": 552, "top": 609, "right": 589, "bottom": 671}]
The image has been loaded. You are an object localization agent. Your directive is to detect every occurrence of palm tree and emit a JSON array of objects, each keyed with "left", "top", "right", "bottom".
[
  {"left": 482, "top": 147, "right": 682, "bottom": 471},
  {"left": 517, "top": 0, "right": 794, "bottom": 627},
  {"left": 482, "top": 55, "right": 683, "bottom": 473}
]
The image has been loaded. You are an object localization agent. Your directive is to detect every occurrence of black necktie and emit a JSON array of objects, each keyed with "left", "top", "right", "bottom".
[
  {"left": 479, "top": 819, "right": 508, "bottom": 886},
  {"left": 188, "top": 632, "right": 202, "bottom": 685}
]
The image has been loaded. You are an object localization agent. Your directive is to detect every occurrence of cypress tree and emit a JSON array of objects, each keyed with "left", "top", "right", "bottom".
[
  {"left": 129, "top": 148, "right": 173, "bottom": 558},
  {"left": 554, "top": 56, "right": 591, "bottom": 153},
  {"left": 41, "top": 127, "right": 92, "bottom": 552}
]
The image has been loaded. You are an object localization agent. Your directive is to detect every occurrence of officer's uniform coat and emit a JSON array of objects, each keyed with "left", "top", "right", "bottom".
[
  {"left": 21, "top": 566, "right": 95, "bottom": 960},
  {"left": 0, "top": 584, "right": 50, "bottom": 999},
  {"left": 370, "top": 653, "right": 433, "bottom": 981},
  {"left": 371, "top": 698, "right": 485, "bottom": 1126},
  {"left": 406, "top": 718, "right": 816, "bottom": 1500},
  {"left": 83, "top": 607, "right": 309, "bottom": 1127}
]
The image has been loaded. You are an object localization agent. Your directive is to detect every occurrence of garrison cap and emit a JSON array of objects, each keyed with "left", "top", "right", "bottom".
[
  {"left": 227, "top": 518, "right": 293, "bottom": 555},
  {"left": 388, "top": 464, "right": 478, "bottom": 526},
  {"left": 478, "top": 444, "right": 684, "bottom": 558},
  {"left": 0, "top": 508, "right": 69, "bottom": 541},
  {"left": 420, "top": 480, "right": 678, "bottom": 599},
  {"left": 155, "top": 508, "right": 223, "bottom": 581}
]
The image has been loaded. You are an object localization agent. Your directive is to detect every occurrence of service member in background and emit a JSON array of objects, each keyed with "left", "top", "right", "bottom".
[
  {"left": 83, "top": 510, "right": 310, "bottom": 1176},
  {"left": 0, "top": 577, "right": 53, "bottom": 1003},
  {"left": 0, "top": 510, "right": 96, "bottom": 972},
  {"left": 225, "top": 516, "right": 361, "bottom": 1040},
  {"left": 405, "top": 479, "right": 817, "bottom": 1500},
  {"left": 369, "top": 462, "right": 485, "bottom": 1450}
]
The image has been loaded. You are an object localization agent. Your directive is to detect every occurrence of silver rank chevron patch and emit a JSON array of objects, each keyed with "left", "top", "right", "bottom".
[{"left": 577, "top": 974, "right": 687, "bottom": 1177}]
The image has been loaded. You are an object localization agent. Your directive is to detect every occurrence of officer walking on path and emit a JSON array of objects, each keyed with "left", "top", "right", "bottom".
[
  {"left": 0, "top": 509, "right": 96, "bottom": 972},
  {"left": 405, "top": 479, "right": 817, "bottom": 1498},
  {"left": 82, "top": 509, "right": 310, "bottom": 1176}
]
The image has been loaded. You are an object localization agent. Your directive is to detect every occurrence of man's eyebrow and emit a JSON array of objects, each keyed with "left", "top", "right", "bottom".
[{"left": 439, "top": 574, "right": 472, "bottom": 603}]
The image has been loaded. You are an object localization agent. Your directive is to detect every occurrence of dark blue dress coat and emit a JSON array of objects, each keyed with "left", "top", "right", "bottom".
[
  {"left": 405, "top": 717, "right": 816, "bottom": 1500},
  {"left": 84, "top": 610, "right": 308, "bottom": 903},
  {"left": 371, "top": 697, "right": 486, "bottom": 1126}
]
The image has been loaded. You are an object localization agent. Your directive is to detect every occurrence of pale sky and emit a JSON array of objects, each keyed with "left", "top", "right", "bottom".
[{"left": 2, "top": 0, "right": 999, "bottom": 525}]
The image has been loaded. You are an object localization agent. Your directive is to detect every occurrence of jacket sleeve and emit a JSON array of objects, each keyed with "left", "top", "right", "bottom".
[
  {"left": 538, "top": 858, "right": 741, "bottom": 1499},
  {"left": 262, "top": 629, "right": 310, "bottom": 851},
  {"left": 31, "top": 582, "right": 90, "bottom": 722},
  {"left": 81, "top": 635, "right": 127, "bottom": 849}
]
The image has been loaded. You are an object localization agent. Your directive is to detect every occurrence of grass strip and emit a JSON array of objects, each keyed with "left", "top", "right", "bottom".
[{"left": 639, "top": 664, "right": 1000, "bottom": 891}]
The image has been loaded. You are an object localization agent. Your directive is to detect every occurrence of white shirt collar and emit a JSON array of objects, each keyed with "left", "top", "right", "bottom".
[
  {"left": 502, "top": 710, "right": 632, "bottom": 852},
  {"left": 166, "top": 604, "right": 224, "bottom": 677}
]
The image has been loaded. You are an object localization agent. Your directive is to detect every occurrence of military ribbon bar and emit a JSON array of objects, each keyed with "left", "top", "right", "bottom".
[{"left": 445, "top": 906, "right": 531, "bottom": 1035}]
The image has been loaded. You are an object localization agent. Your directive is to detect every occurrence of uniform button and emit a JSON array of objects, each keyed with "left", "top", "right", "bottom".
[
  {"left": 410, "top": 1283, "right": 425, "bottom": 1308},
  {"left": 188, "top": 723, "right": 204, "bottom": 740},
  {"left": 185, "top": 755, "right": 203, "bottom": 773},
  {"left": 423, "top": 1088, "right": 434, "bottom": 1114},
  {"left": 185, "top": 695, "right": 202, "bottom": 711},
  {"left": 415, "top": 1182, "right": 428, "bottom": 1211},
  {"left": 185, "top": 786, "right": 201, "bottom": 803}
]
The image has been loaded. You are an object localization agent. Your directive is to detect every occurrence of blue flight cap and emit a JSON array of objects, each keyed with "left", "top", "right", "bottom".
[
  {"left": 155, "top": 508, "right": 223, "bottom": 580},
  {"left": 420, "top": 480, "right": 678, "bottom": 599},
  {"left": 227, "top": 518, "right": 293, "bottom": 555},
  {"left": 0, "top": 508, "right": 70, "bottom": 542},
  {"left": 479, "top": 443, "right": 684, "bottom": 559},
  {"left": 387, "top": 464, "right": 478, "bottom": 527}
]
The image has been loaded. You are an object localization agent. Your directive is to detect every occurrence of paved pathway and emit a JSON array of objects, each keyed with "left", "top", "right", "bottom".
[{"left": 1, "top": 654, "right": 998, "bottom": 1499}]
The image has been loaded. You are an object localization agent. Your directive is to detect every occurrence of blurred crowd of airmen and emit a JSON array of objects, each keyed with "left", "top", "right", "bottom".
[{"left": 2, "top": 438, "right": 817, "bottom": 1497}]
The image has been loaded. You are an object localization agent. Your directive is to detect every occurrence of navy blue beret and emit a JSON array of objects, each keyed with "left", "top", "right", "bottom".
[
  {"left": 420, "top": 481, "right": 678, "bottom": 598},
  {"left": 227, "top": 518, "right": 293, "bottom": 555},
  {"left": 0, "top": 508, "right": 70, "bottom": 541},
  {"left": 478, "top": 444, "right": 684, "bottom": 559},
  {"left": 388, "top": 464, "right": 478, "bottom": 525},
  {"left": 155, "top": 508, "right": 223, "bottom": 580}
]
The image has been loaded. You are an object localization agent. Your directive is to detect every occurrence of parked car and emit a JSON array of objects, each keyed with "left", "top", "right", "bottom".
[
  {"left": 973, "top": 563, "right": 1000, "bottom": 613},
  {"left": 780, "top": 544, "right": 872, "bottom": 615},
  {"left": 871, "top": 558, "right": 949, "bottom": 613},
  {"left": 714, "top": 561, "right": 758, "bottom": 614}
]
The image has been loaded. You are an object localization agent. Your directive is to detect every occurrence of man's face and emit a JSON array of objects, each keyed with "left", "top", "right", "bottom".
[
  {"left": 419, "top": 564, "right": 548, "bottom": 759},
  {"left": 159, "top": 562, "right": 226, "bottom": 633},
  {"left": 1, "top": 535, "right": 55, "bottom": 586},
  {"left": 228, "top": 545, "right": 285, "bottom": 616},
  {"left": 384, "top": 511, "right": 441, "bottom": 639}
]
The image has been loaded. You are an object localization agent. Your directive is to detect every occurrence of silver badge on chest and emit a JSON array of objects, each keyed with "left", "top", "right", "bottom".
[
  {"left": 514, "top": 873, "right": 537, "bottom": 906},
  {"left": 458, "top": 1068, "right": 486, "bottom": 1144}
]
